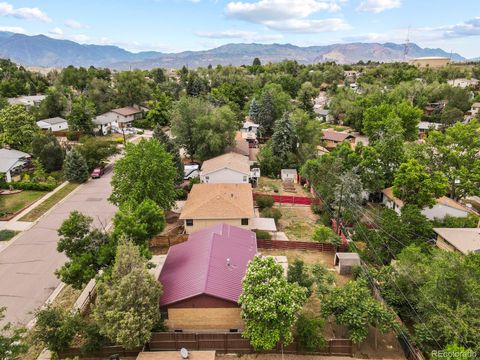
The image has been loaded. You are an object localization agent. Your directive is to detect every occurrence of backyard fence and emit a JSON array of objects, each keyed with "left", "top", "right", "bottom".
[
  {"left": 257, "top": 239, "right": 347, "bottom": 252},
  {"left": 253, "top": 192, "right": 320, "bottom": 206},
  {"left": 148, "top": 332, "right": 353, "bottom": 356},
  {"left": 150, "top": 234, "right": 188, "bottom": 248}
]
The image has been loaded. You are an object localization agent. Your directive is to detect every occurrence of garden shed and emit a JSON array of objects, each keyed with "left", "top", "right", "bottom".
[
  {"left": 334, "top": 252, "right": 361, "bottom": 275},
  {"left": 281, "top": 169, "right": 298, "bottom": 183}
]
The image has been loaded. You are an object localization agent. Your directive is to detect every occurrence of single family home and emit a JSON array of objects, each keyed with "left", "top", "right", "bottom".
[
  {"left": 107, "top": 106, "right": 143, "bottom": 128},
  {"left": 0, "top": 148, "right": 32, "bottom": 183},
  {"left": 200, "top": 152, "right": 252, "bottom": 184},
  {"left": 417, "top": 121, "right": 442, "bottom": 137},
  {"left": 36, "top": 117, "right": 69, "bottom": 132},
  {"left": 322, "top": 130, "right": 356, "bottom": 149},
  {"left": 158, "top": 224, "right": 257, "bottom": 331},
  {"left": 433, "top": 227, "right": 480, "bottom": 255},
  {"left": 180, "top": 183, "right": 255, "bottom": 234},
  {"left": 93, "top": 114, "right": 116, "bottom": 135},
  {"left": 382, "top": 187, "right": 476, "bottom": 220},
  {"left": 7, "top": 95, "right": 46, "bottom": 108}
]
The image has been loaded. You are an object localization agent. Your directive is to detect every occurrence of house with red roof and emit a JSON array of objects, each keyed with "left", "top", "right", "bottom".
[{"left": 158, "top": 224, "right": 257, "bottom": 331}]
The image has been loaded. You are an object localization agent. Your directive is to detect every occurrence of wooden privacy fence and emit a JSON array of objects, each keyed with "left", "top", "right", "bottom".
[
  {"left": 148, "top": 332, "right": 353, "bottom": 356},
  {"left": 253, "top": 193, "right": 320, "bottom": 206},
  {"left": 150, "top": 234, "right": 188, "bottom": 248},
  {"left": 257, "top": 239, "right": 347, "bottom": 252}
]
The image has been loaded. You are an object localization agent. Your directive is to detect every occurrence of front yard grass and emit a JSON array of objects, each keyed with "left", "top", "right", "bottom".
[
  {"left": 0, "top": 229, "right": 19, "bottom": 241},
  {"left": 19, "top": 183, "right": 79, "bottom": 222},
  {"left": 0, "top": 190, "right": 46, "bottom": 217}
]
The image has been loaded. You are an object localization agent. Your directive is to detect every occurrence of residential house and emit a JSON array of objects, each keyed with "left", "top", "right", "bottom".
[
  {"left": 433, "top": 228, "right": 480, "bottom": 255},
  {"left": 322, "top": 130, "right": 356, "bottom": 149},
  {"left": 158, "top": 224, "right": 257, "bottom": 331},
  {"left": 470, "top": 102, "right": 480, "bottom": 117},
  {"left": 93, "top": 114, "right": 116, "bottom": 135},
  {"left": 314, "top": 108, "right": 332, "bottom": 122},
  {"left": 447, "top": 78, "right": 479, "bottom": 89},
  {"left": 0, "top": 148, "right": 31, "bottom": 183},
  {"left": 240, "top": 120, "right": 260, "bottom": 142},
  {"left": 180, "top": 183, "right": 255, "bottom": 234},
  {"left": 36, "top": 117, "right": 68, "bottom": 132},
  {"left": 409, "top": 57, "right": 451, "bottom": 68},
  {"left": 382, "top": 187, "right": 476, "bottom": 220},
  {"left": 7, "top": 95, "right": 46, "bottom": 108},
  {"left": 108, "top": 106, "right": 143, "bottom": 128},
  {"left": 417, "top": 121, "right": 442, "bottom": 137},
  {"left": 200, "top": 152, "right": 253, "bottom": 184}
]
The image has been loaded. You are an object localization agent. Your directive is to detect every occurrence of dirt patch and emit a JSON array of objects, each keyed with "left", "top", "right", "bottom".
[
  {"left": 257, "top": 177, "right": 309, "bottom": 196},
  {"left": 276, "top": 206, "right": 319, "bottom": 241}
]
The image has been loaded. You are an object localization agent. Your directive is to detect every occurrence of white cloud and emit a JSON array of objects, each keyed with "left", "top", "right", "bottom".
[
  {"left": 224, "top": 0, "right": 348, "bottom": 33},
  {"left": 64, "top": 19, "right": 89, "bottom": 29},
  {"left": 357, "top": 0, "right": 401, "bottom": 13},
  {"left": 436, "top": 17, "right": 480, "bottom": 38},
  {"left": 226, "top": 0, "right": 340, "bottom": 22},
  {"left": 49, "top": 27, "right": 63, "bottom": 35},
  {"left": 0, "top": 2, "right": 51, "bottom": 22},
  {"left": 196, "top": 30, "right": 283, "bottom": 41},
  {"left": 342, "top": 32, "right": 391, "bottom": 42},
  {"left": 0, "top": 25, "right": 26, "bottom": 33}
]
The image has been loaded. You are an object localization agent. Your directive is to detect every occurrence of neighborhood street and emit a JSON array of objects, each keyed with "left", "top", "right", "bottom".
[{"left": 0, "top": 170, "right": 117, "bottom": 325}]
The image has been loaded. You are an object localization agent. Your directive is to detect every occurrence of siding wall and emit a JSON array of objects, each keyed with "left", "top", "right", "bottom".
[
  {"left": 201, "top": 168, "right": 249, "bottom": 184},
  {"left": 183, "top": 218, "right": 250, "bottom": 234},
  {"left": 436, "top": 235, "right": 457, "bottom": 253},
  {"left": 166, "top": 308, "right": 244, "bottom": 331}
]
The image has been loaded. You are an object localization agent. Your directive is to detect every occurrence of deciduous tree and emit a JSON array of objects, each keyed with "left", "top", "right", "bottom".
[{"left": 0, "top": 104, "right": 39, "bottom": 152}]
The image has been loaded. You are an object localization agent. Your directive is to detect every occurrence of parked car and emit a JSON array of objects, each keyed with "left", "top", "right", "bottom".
[{"left": 91, "top": 166, "right": 105, "bottom": 179}]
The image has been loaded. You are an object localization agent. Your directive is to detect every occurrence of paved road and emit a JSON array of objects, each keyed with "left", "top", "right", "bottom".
[{"left": 0, "top": 170, "right": 117, "bottom": 325}]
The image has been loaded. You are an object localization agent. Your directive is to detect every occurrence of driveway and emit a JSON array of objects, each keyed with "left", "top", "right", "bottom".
[{"left": 0, "top": 170, "right": 117, "bottom": 325}]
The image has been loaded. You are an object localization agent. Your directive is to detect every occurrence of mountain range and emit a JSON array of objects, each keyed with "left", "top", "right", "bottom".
[{"left": 0, "top": 31, "right": 467, "bottom": 70}]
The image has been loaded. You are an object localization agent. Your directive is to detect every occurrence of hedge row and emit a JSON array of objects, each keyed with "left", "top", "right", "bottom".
[{"left": 0, "top": 181, "right": 57, "bottom": 191}]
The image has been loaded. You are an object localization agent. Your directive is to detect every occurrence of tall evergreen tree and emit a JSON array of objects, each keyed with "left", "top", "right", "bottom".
[
  {"left": 271, "top": 114, "right": 298, "bottom": 162},
  {"left": 63, "top": 148, "right": 89, "bottom": 183},
  {"left": 257, "top": 91, "right": 275, "bottom": 136},
  {"left": 249, "top": 98, "right": 260, "bottom": 122}
]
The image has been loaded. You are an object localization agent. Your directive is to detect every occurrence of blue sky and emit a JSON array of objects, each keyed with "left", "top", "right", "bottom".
[{"left": 0, "top": 0, "right": 479, "bottom": 57}]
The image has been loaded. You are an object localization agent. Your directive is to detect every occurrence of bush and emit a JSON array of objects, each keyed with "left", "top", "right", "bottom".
[
  {"left": 0, "top": 181, "right": 57, "bottom": 191},
  {"left": 260, "top": 207, "right": 282, "bottom": 225},
  {"left": 287, "top": 259, "right": 314, "bottom": 297},
  {"left": 256, "top": 194, "right": 274, "bottom": 209},
  {"left": 254, "top": 229, "right": 271, "bottom": 240},
  {"left": 312, "top": 225, "right": 341, "bottom": 246},
  {"left": 295, "top": 312, "right": 327, "bottom": 351},
  {"left": 66, "top": 131, "right": 80, "bottom": 141},
  {"left": 0, "top": 229, "right": 17, "bottom": 241}
]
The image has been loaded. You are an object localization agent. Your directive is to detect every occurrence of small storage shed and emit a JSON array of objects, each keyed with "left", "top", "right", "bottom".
[
  {"left": 334, "top": 253, "right": 361, "bottom": 275},
  {"left": 281, "top": 169, "right": 298, "bottom": 183}
]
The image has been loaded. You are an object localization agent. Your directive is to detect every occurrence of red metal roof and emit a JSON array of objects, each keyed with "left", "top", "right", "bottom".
[{"left": 159, "top": 224, "right": 257, "bottom": 307}]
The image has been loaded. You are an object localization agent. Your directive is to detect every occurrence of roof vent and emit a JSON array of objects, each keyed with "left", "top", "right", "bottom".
[
  {"left": 226, "top": 258, "right": 231, "bottom": 267},
  {"left": 180, "top": 348, "right": 189, "bottom": 359}
]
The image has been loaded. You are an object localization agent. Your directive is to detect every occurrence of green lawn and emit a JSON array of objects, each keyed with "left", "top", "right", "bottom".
[
  {"left": 0, "top": 190, "right": 46, "bottom": 217},
  {"left": 20, "top": 183, "right": 79, "bottom": 222},
  {"left": 0, "top": 230, "right": 19, "bottom": 241}
]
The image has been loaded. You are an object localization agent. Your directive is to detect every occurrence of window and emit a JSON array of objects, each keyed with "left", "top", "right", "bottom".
[
  {"left": 229, "top": 329, "right": 238, "bottom": 333},
  {"left": 241, "top": 218, "right": 249, "bottom": 226},
  {"left": 243, "top": 176, "right": 247, "bottom": 182},
  {"left": 186, "top": 219, "right": 194, "bottom": 226},
  {"left": 160, "top": 310, "right": 169, "bottom": 320}
]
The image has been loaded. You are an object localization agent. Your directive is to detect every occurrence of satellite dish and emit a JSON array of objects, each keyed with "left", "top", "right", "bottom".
[{"left": 180, "top": 348, "right": 189, "bottom": 359}]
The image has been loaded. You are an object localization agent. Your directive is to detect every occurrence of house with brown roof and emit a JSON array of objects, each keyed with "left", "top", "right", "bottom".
[
  {"left": 158, "top": 224, "right": 257, "bottom": 331},
  {"left": 382, "top": 187, "right": 476, "bottom": 220},
  {"left": 434, "top": 228, "right": 480, "bottom": 255},
  {"left": 180, "top": 183, "right": 255, "bottom": 234},
  {"left": 321, "top": 130, "right": 355, "bottom": 149},
  {"left": 104, "top": 106, "right": 143, "bottom": 128},
  {"left": 200, "top": 152, "right": 252, "bottom": 184}
]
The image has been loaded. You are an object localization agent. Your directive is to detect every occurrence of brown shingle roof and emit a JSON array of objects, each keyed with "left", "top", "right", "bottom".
[
  {"left": 180, "top": 183, "right": 254, "bottom": 220},
  {"left": 201, "top": 152, "right": 250, "bottom": 175},
  {"left": 322, "top": 130, "right": 355, "bottom": 142},
  {"left": 111, "top": 106, "right": 142, "bottom": 116},
  {"left": 434, "top": 228, "right": 480, "bottom": 255}
]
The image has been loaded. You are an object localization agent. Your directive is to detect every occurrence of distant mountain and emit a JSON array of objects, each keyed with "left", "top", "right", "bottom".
[{"left": 0, "top": 31, "right": 467, "bottom": 69}]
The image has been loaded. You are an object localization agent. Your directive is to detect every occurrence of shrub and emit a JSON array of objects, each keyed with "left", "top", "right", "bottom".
[
  {"left": 287, "top": 259, "right": 314, "bottom": 297},
  {"left": 295, "top": 312, "right": 327, "bottom": 351},
  {"left": 0, "top": 229, "right": 17, "bottom": 241},
  {"left": 0, "top": 181, "right": 57, "bottom": 191},
  {"left": 254, "top": 229, "right": 271, "bottom": 240},
  {"left": 256, "top": 194, "right": 274, "bottom": 209},
  {"left": 312, "top": 225, "right": 341, "bottom": 246},
  {"left": 66, "top": 131, "right": 80, "bottom": 141},
  {"left": 260, "top": 207, "right": 282, "bottom": 225}
]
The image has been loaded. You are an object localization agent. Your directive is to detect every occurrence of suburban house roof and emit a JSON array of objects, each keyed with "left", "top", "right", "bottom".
[
  {"left": 7, "top": 95, "right": 46, "bottom": 106},
  {"left": 111, "top": 106, "right": 142, "bottom": 116},
  {"left": 201, "top": 152, "right": 250, "bottom": 175},
  {"left": 37, "top": 117, "right": 68, "bottom": 125},
  {"left": 322, "top": 130, "right": 355, "bottom": 142},
  {"left": 159, "top": 224, "right": 257, "bottom": 306},
  {"left": 434, "top": 228, "right": 480, "bottom": 255},
  {"left": 242, "top": 121, "right": 259, "bottom": 129},
  {"left": 93, "top": 114, "right": 114, "bottom": 125},
  {"left": 180, "top": 183, "right": 254, "bottom": 220},
  {"left": 0, "top": 149, "right": 31, "bottom": 173},
  {"left": 383, "top": 187, "right": 475, "bottom": 214},
  {"left": 418, "top": 121, "right": 442, "bottom": 130}
]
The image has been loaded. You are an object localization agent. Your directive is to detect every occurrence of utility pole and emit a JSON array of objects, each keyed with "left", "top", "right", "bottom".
[{"left": 336, "top": 182, "right": 344, "bottom": 235}]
